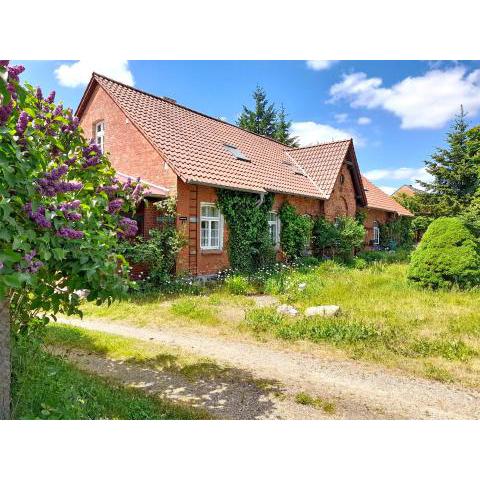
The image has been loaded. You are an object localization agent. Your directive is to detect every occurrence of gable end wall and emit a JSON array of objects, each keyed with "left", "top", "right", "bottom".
[{"left": 78, "top": 84, "right": 178, "bottom": 193}]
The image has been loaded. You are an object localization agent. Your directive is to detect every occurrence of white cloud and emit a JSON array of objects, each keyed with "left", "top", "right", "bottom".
[
  {"left": 357, "top": 116, "right": 371, "bottom": 125},
  {"left": 379, "top": 185, "right": 396, "bottom": 195},
  {"left": 291, "top": 121, "right": 364, "bottom": 147},
  {"left": 364, "top": 166, "right": 433, "bottom": 185},
  {"left": 334, "top": 113, "right": 349, "bottom": 123},
  {"left": 306, "top": 60, "right": 337, "bottom": 71},
  {"left": 329, "top": 67, "right": 480, "bottom": 129},
  {"left": 54, "top": 60, "right": 134, "bottom": 88}
]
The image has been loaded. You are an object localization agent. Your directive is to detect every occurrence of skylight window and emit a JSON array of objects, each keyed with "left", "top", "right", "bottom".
[{"left": 224, "top": 144, "right": 249, "bottom": 161}]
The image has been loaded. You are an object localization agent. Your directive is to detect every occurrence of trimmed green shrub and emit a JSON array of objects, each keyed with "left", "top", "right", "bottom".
[
  {"left": 279, "top": 202, "right": 313, "bottom": 260},
  {"left": 408, "top": 217, "right": 480, "bottom": 288}
]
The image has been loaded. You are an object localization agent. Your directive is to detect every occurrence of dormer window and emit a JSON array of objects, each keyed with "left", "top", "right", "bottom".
[
  {"left": 95, "top": 121, "right": 105, "bottom": 153},
  {"left": 224, "top": 144, "right": 248, "bottom": 161}
]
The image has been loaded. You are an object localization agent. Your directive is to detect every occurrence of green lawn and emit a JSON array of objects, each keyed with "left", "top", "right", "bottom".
[
  {"left": 11, "top": 333, "right": 210, "bottom": 420},
  {"left": 72, "top": 261, "right": 480, "bottom": 388}
]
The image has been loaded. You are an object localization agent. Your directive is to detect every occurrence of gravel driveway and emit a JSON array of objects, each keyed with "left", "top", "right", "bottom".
[{"left": 57, "top": 317, "right": 480, "bottom": 419}]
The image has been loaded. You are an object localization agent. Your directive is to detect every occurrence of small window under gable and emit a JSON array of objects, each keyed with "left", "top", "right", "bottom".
[
  {"left": 95, "top": 121, "right": 105, "bottom": 154},
  {"left": 224, "top": 144, "right": 249, "bottom": 161}
]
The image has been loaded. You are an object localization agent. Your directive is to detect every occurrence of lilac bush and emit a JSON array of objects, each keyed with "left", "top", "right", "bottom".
[{"left": 0, "top": 60, "right": 145, "bottom": 329}]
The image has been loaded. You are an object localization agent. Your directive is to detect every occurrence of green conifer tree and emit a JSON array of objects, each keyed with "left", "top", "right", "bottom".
[
  {"left": 419, "top": 107, "right": 479, "bottom": 216},
  {"left": 274, "top": 104, "right": 299, "bottom": 147},
  {"left": 237, "top": 85, "right": 277, "bottom": 137}
]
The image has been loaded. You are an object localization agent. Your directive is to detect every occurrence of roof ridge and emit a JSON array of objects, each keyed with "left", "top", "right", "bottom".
[
  {"left": 285, "top": 138, "right": 352, "bottom": 152},
  {"left": 92, "top": 72, "right": 289, "bottom": 148}
]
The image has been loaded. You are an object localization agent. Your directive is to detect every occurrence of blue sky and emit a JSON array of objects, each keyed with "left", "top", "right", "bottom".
[{"left": 15, "top": 60, "right": 480, "bottom": 194}]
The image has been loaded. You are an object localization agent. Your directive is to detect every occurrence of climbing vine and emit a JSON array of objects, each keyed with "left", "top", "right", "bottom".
[
  {"left": 379, "top": 216, "right": 414, "bottom": 249},
  {"left": 278, "top": 202, "right": 313, "bottom": 261},
  {"left": 216, "top": 189, "right": 275, "bottom": 273}
]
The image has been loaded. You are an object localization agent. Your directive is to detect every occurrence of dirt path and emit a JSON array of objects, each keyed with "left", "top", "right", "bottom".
[{"left": 57, "top": 317, "right": 480, "bottom": 419}]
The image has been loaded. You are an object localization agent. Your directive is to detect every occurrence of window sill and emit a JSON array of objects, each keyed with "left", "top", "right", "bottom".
[{"left": 200, "top": 249, "right": 224, "bottom": 255}]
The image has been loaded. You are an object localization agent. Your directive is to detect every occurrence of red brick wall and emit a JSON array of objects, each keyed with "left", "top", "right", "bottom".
[
  {"left": 78, "top": 84, "right": 177, "bottom": 194},
  {"left": 176, "top": 180, "right": 230, "bottom": 276},
  {"left": 176, "top": 181, "right": 323, "bottom": 276},
  {"left": 361, "top": 207, "right": 394, "bottom": 246},
  {"left": 324, "top": 163, "right": 357, "bottom": 220}
]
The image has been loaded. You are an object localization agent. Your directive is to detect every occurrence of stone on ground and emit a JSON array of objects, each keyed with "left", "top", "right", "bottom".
[
  {"left": 304, "top": 305, "right": 340, "bottom": 317},
  {"left": 276, "top": 304, "right": 298, "bottom": 316}
]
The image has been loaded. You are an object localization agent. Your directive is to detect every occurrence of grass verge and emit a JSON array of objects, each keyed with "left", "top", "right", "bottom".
[{"left": 11, "top": 333, "right": 209, "bottom": 420}]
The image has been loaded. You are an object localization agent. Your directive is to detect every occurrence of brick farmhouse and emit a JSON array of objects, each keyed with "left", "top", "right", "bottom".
[{"left": 77, "top": 73, "right": 412, "bottom": 276}]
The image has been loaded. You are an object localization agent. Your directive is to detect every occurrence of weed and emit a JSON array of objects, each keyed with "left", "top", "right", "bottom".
[{"left": 294, "top": 392, "right": 336, "bottom": 414}]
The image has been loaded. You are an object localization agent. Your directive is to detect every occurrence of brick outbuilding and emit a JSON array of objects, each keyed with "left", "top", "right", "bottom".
[{"left": 77, "top": 73, "right": 412, "bottom": 275}]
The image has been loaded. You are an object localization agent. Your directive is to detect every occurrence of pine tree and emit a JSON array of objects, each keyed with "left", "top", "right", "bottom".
[
  {"left": 274, "top": 104, "right": 299, "bottom": 147},
  {"left": 237, "top": 85, "right": 277, "bottom": 137},
  {"left": 418, "top": 106, "right": 479, "bottom": 217}
]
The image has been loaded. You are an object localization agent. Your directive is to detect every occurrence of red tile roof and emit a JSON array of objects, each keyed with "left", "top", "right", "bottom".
[
  {"left": 77, "top": 73, "right": 408, "bottom": 216},
  {"left": 78, "top": 73, "right": 360, "bottom": 200},
  {"left": 287, "top": 140, "right": 366, "bottom": 201},
  {"left": 362, "top": 176, "right": 413, "bottom": 216}
]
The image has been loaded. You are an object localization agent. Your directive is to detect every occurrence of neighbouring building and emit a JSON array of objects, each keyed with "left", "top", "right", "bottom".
[
  {"left": 393, "top": 184, "right": 422, "bottom": 197},
  {"left": 76, "top": 73, "right": 412, "bottom": 276}
]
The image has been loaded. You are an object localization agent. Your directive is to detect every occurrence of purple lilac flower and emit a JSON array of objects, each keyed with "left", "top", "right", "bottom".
[
  {"left": 0, "top": 103, "right": 13, "bottom": 126},
  {"left": 21, "top": 251, "right": 44, "bottom": 274},
  {"left": 82, "top": 156, "right": 101, "bottom": 168},
  {"left": 46, "top": 90, "right": 56, "bottom": 103},
  {"left": 16, "top": 111, "right": 30, "bottom": 136},
  {"left": 83, "top": 140, "right": 102, "bottom": 157},
  {"left": 37, "top": 165, "right": 83, "bottom": 196},
  {"left": 64, "top": 211, "right": 82, "bottom": 221},
  {"left": 0, "top": 60, "right": 9, "bottom": 68},
  {"left": 6, "top": 82, "right": 17, "bottom": 100},
  {"left": 108, "top": 198, "right": 124, "bottom": 214},
  {"left": 53, "top": 104, "right": 63, "bottom": 117},
  {"left": 0, "top": 261, "right": 4, "bottom": 270},
  {"left": 23, "top": 203, "right": 52, "bottom": 228},
  {"left": 59, "top": 200, "right": 81, "bottom": 211},
  {"left": 38, "top": 180, "right": 83, "bottom": 197},
  {"left": 7, "top": 65, "right": 25, "bottom": 82},
  {"left": 131, "top": 183, "right": 144, "bottom": 202},
  {"left": 56, "top": 226, "right": 84, "bottom": 239},
  {"left": 36, "top": 87, "right": 43, "bottom": 100},
  {"left": 98, "top": 184, "right": 119, "bottom": 198},
  {"left": 118, "top": 217, "right": 138, "bottom": 238}
]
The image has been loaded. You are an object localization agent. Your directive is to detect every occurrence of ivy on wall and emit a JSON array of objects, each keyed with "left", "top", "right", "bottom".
[
  {"left": 379, "top": 216, "right": 414, "bottom": 249},
  {"left": 278, "top": 202, "right": 313, "bottom": 261},
  {"left": 216, "top": 189, "right": 275, "bottom": 273}
]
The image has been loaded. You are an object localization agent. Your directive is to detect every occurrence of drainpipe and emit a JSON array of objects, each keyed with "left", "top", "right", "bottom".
[{"left": 255, "top": 193, "right": 265, "bottom": 207}]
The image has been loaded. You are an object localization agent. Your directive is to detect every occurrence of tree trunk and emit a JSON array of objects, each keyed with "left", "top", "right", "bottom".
[{"left": 0, "top": 299, "right": 10, "bottom": 420}]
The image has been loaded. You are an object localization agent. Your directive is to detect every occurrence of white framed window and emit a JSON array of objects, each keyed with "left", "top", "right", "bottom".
[
  {"left": 95, "top": 121, "right": 105, "bottom": 154},
  {"left": 268, "top": 212, "right": 280, "bottom": 246},
  {"left": 373, "top": 221, "right": 380, "bottom": 245},
  {"left": 200, "top": 203, "right": 222, "bottom": 250}
]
